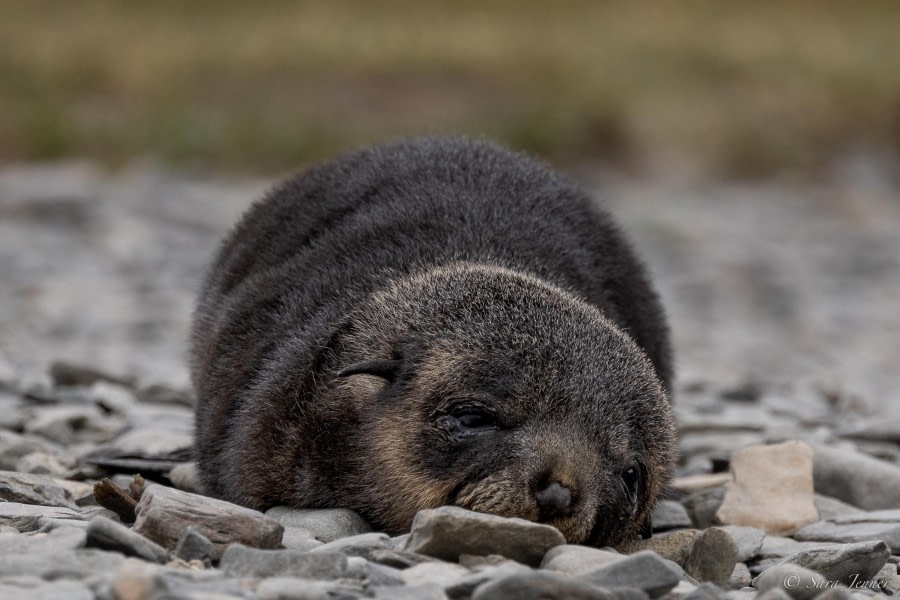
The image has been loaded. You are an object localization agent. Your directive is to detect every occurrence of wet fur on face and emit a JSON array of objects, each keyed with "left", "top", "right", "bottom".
[{"left": 191, "top": 137, "right": 676, "bottom": 547}]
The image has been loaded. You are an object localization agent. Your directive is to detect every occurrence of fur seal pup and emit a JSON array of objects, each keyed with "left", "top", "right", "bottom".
[{"left": 191, "top": 137, "right": 676, "bottom": 546}]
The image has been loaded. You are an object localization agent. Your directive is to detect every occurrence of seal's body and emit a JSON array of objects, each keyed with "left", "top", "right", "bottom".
[{"left": 192, "top": 138, "right": 675, "bottom": 546}]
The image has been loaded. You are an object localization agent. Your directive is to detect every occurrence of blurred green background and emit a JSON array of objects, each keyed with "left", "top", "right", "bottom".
[{"left": 2, "top": 0, "right": 900, "bottom": 177}]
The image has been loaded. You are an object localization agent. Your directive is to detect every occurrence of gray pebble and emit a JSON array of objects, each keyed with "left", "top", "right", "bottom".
[
  {"left": 541, "top": 544, "right": 624, "bottom": 575},
  {"left": 753, "top": 564, "right": 824, "bottom": 600},
  {"left": 812, "top": 445, "right": 900, "bottom": 511},
  {"left": 718, "top": 526, "right": 766, "bottom": 562},
  {"left": 266, "top": 506, "right": 371, "bottom": 542},
  {"left": 219, "top": 544, "right": 349, "bottom": 580},
  {"left": 369, "top": 548, "right": 438, "bottom": 569},
  {"left": 256, "top": 576, "right": 365, "bottom": 600},
  {"left": 0, "top": 576, "right": 94, "bottom": 600},
  {"left": 682, "top": 486, "right": 726, "bottom": 529},
  {"left": 404, "top": 506, "right": 565, "bottom": 567},
  {"left": 85, "top": 515, "right": 169, "bottom": 563},
  {"left": 14, "top": 452, "right": 75, "bottom": 478},
  {"left": 0, "top": 430, "right": 64, "bottom": 471},
  {"left": 0, "top": 502, "right": 85, "bottom": 532},
  {"left": 173, "top": 526, "right": 214, "bottom": 563},
  {"left": 578, "top": 550, "right": 682, "bottom": 598},
  {"left": 684, "top": 527, "right": 739, "bottom": 586},
  {"left": 783, "top": 540, "right": 890, "bottom": 586},
  {"left": 683, "top": 582, "right": 729, "bottom": 600},
  {"left": 400, "top": 561, "right": 469, "bottom": 588},
  {"left": 310, "top": 531, "right": 393, "bottom": 558},
  {"left": 472, "top": 570, "right": 623, "bottom": 600},
  {"left": 813, "top": 494, "right": 864, "bottom": 520},
  {"left": 444, "top": 562, "right": 532, "bottom": 599},
  {"left": 793, "top": 520, "right": 900, "bottom": 553},
  {"left": 167, "top": 461, "right": 200, "bottom": 493},
  {"left": 363, "top": 561, "right": 407, "bottom": 587},
  {"left": 727, "top": 563, "right": 752, "bottom": 590},
  {"left": 0, "top": 546, "right": 124, "bottom": 580},
  {"left": 111, "top": 556, "right": 242, "bottom": 599},
  {"left": 652, "top": 500, "right": 694, "bottom": 531},
  {"left": 0, "top": 470, "right": 79, "bottom": 509},
  {"left": 282, "top": 526, "right": 325, "bottom": 551},
  {"left": 371, "top": 584, "right": 448, "bottom": 599}
]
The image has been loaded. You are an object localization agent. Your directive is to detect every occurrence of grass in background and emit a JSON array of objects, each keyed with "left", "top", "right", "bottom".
[{"left": 1, "top": 0, "right": 899, "bottom": 176}]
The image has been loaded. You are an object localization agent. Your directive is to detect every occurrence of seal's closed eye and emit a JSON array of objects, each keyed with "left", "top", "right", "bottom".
[{"left": 336, "top": 359, "right": 400, "bottom": 382}]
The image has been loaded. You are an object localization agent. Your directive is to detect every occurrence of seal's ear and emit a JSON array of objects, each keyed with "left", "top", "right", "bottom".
[{"left": 336, "top": 359, "right": 400, "bottom": 382}]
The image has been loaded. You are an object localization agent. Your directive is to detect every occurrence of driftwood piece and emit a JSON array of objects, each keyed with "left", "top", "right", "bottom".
[
  {"left": 133, "top": 484, "right": 283, "bottom": 559},
  {"left": 93, "top": 478, "right": 137, "bottom": 523}
]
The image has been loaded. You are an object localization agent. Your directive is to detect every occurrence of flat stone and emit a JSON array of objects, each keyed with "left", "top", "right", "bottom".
[
  {"left": 753, "top": 563, "right": 824, "bottom": 600},
  {"left": 652, "top": 500, "right": 694, "bottom": 531},
  {"left": 310, "top": 531, "right": 393, "bottom": 558},
  {"left": 0, "top": 546, "right": 124, "bottom": 580},
  {"left": 784, "top": 540, "right": 890, "bottom": 585},
  {"left": 875, "top": 562, "right": 900, "bottom": 596},
  {"left": 281, "top": 526, "right": 324, "bottom": 551},
  {"left": 173, "top": 526, "right": 214, "bottom": 563},
  {"left": 371, "top": 584, "right": 448, "bottom": 600},
  {"left": 541, "top": 544, "right": 625, "bottom": 575},
  {"left": 618, "top": 529, "right": 702, "bottom": 566},
  {"left": 672, "top": 473, "right": 733, "bottom": 493},
  {"left": 682, "top": 486, "right": 726, "bottom": 529},
  {"left": 88, "top": 427, "right": 192, "bottom": 460},
  {"left": 400, "top": 561, "right": 470, "bottom": 588},
  {"left": 87, "top": 381, "right": 137, "bottom": 414},
  {"left": 265, "top": 506, "right": 371, "bottom": 543},
  {"left": 757, "top": 536, "right": 834, "bottom": 559},
  {"left": 684, "top": 528, "right": 739, "bottom": 586},
  {"left": 838, "top": 415, "right": 900, "bottom": 444},
  {"left": 0, "top": 470, "right": 79, "bottom": 509},
  {"left": 0, "top": 502, "right": 85, "bottom": 532},
  {"left": 0, "top": 576, "right": 94, "bottom": 600},
  {"left": 793, "top": 520, "right": 900, "bottom": 553},
  {"left": 219, "top": 544, "right": 349, "bottom": 579},
  {"left": 445, "top": 562, "right": 532, "bottom": 598},
  {"left": 0, "top": 431, "right": 62, "bottom": 471},
  {"left": 133, "top": 484, "right": 283, "bottom": 559},
  {"left": 473, "top": 570, "right": 619, "bottom": 600},
  {"left": 24, "top": 404, "right": 116, "bottom": 446},
  {"left": 683, "top": 582, "right": 729, "bottom": 600},
  {"left": 14, "top": 452, "right": 75, "bottom": 478},
  {"left": 53, "top": 479, "right": 97, "bottom": 507},
  {"left": 369, "top": 549, "right": 438, "bottom": 569},
  {"left": 831, "top": 508, "right": 900, "bottom": 524},
  {"left": 166, "top": 461, "right": 200, "bottom": 493},
  {"left": 135, "top": 383, "right": 195, "bottom": 407},
  {"left": 49, "top": 361, "right": 133, "bottom": 387},
  {"left": 404, "top": 506, "right": 565, "bottom": 567},
  {"left": 718, "top": 526, "right": 766, "bottom": 562},
  {"left": 362, "top": 562, "right": 406, "bottom": 587},
  {"left": 86, "top": 516, "right": 169, "bottom": 563},
  {"left": 111, "top": 557, "right": 241, "bottom": 599},
  {"left": 256, "top": 577, "right": 365, "bottom": 600},
  {"left": 716, "top": 441, "right": 818, "bottom": 535},
  {"left": 812, "top": 445, "right": 900, "bottom": 511},
  {"left": 578, "top": 550, "right": 682, "bottom": 598},
  {"left": 0, "top": 525, "right": 86, "bottom": 553},
  {"left": 813, "top": 495, "right": 864, "bottom": 520},
  {"left": 727, "top": 562, "right": 752, "bottom": 590}
]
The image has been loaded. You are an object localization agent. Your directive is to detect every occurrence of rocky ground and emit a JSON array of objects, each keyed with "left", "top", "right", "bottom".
[{"left": 0, "top": 154, "right": 899, "bottom": 599}]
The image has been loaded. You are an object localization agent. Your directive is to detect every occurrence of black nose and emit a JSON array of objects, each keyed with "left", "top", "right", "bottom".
[{"left": 535, "top": 481, "right": 573, "bottom": 520}]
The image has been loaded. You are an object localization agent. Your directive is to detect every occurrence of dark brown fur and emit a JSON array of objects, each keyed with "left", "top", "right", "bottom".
[{"left": 191, "top": 137, "right": 676, "bottom": 546}]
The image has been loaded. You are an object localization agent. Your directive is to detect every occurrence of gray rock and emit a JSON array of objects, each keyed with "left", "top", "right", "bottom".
[
  {"left": 753, "top": 564, "right": 828, "bottom": 600},
  {"left": 166, "top": 461, "right": 200, "bottom": 493},
  {"left": 85, "top": 515, "right": 169, "bottom": 563},
  {"left": 727, "top": 563, "right": 752, "bottom": 590},
  {"left": 24, "top": 404, "right": 116, "bottom": 446},
  {"left": 755, "top": 589, "right": 795, "bottom": 600},
  {"left": 683, "top": 582, "right": 729, "bottom": 600},
  {"left": 618, "top": 529, "right": 702, "bottom": 566},
  {"left": 282, "top": 526, "right": 324, "bottom": 551},
  {"left": 266, "top": 506, "right": 371, "bottom": 543},
  {"left": 0, "top": 431, "right": 62, "bottom": 471},
  {"left": 683, "top": 486, "right": 726, "bottom": 529},
  {"left": 89, "top": 426, "right": 192, "bottom": 460},
  {"left": 541, "top": 544, "right": 624, "bottom": 575},
  {"left": 0, "top": 576, "right": 94, "bottom": 600},
  {"left": 400, "top": 561, "right": 470, "bottom": 588},
  {"left": 813, "top": 495, "right": 864, "bottom": 520},
  {"left": 371, "top": 584, "right": 448, "bottom": 600},
  {"left": 812, "top": 445, "right": 900, "bottom": 511},
  {"left": 0, "top": 470, "right": 79, "bottom": 509},
  {"left": 369, "top": 548, "right": 438, "bottom": 569},
  {"left": 53, "top": 479, "right": 97, "bottom": 507},
  {"left": 444, "top": 562, "right": 532, "bottom": 598},
  {"left": 473, "top": 570, "right": 620, "bottom": 600},
  {"left": 14, "top": 452, "right": 75, "bottom": 478},
  {"left": 579, "top": 550, "right": 682, "bottom": 598},
  {"left": 87, "top": 380, "right": 137, "bottom": 414},
  {"left": 0, "top": 525, "right": 86, "bottom": 553},
  {"left": 0, "top": 546, "right": 124, "bottom": 580},
  {"left": 111, "top": 557, "right": 242, "bottom": 599},
  {"left": 719, "top": 526, "right": 766, "bottom": 562},
  {"left": 793, "top": 520, "right": 900, "bottom": 553},
  {"left": 173, "top": 526, "right": 214, "bottom": 563},
  {"left": 810, "top": 590, "right": 853, "bottom": 600},
  {"left": 362, "top": 562, "right": 406, "bottom": 587},
  {"left": 48, "top": 361, "right": 132, "bottom": 387},
  {"left": 133, "top": 484, "right": 283, "bottom": 559},
  {"left": 135, "top": 383, "right": 195, "bottom": 407},
  {"left": 684, "top": 527, "right": 739, "bottom": 586},
  {"left": 219, "top": 544, "right": 349, "bottom": 579},
  {"left": 404, "top": 506, "right": 565, "bottom": 567},
  {"left": 256, "top": 577, "right": 365, "bottom": 600},
  {"left": 837, "top": 415, "right": 900, "bottom": 444},
  {"left": 311, "top": 532, "right": 393, "bottom": 558},
  {"left": 0, "top": 502, "right": 85, "bottom": 532},
  {"left": 757, "top": 536, "right": 834, "bottom": 559},
  {"left": 874, "top": 562, "right": 900, "bottom": 596},
  {"left": 652, "top": 500, "right": 694, "bottom": 531},
  {"left": 831, "top": 508, "right": 900, "bottom": 524},
  {"left": 784, "top": 540, "right": 890, "bottom": 586}
]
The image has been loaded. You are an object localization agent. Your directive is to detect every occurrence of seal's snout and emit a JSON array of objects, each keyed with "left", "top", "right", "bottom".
[{"left": 535, "top": 481, "right": 573, "bottom": 521}]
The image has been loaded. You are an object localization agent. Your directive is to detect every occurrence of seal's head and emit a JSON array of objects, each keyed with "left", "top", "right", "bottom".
[{"left": 326, "top": 262, "right": 676, "bottom": 546}]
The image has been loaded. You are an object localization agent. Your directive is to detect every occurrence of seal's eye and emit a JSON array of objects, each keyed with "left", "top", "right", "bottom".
[
  {"left": 621, "top": 464, "right": 640, "bottom": 503},
  {"left": 437, "top": 405, "right": 497, "bottom": 439}
]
